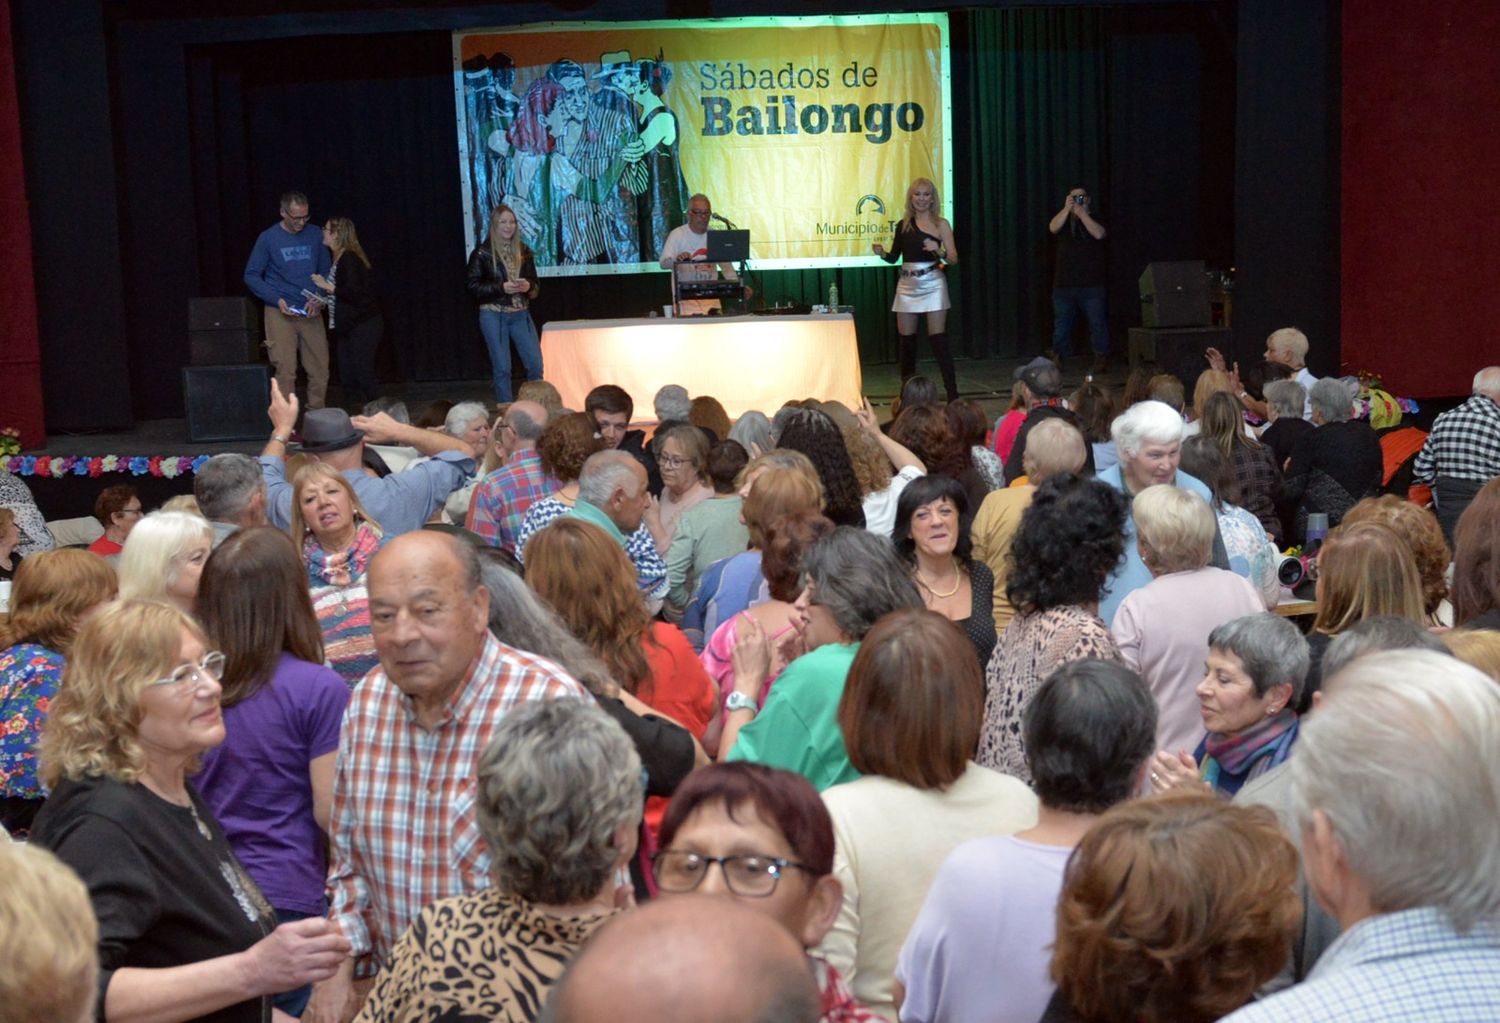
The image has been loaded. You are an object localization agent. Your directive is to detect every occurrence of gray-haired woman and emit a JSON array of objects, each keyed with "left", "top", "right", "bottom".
[
  {"left": 1282, "top": 378, "right": 1383, "bottom": 544},
  {"left": 353, "top": 700, "right": 642, "bottom": 1023},
  {"left": 721, "top": 525, "right": 924, "bottom": 790},
  {"left": 1149, "top": 612, "right": 1307, "bottom": 799}
]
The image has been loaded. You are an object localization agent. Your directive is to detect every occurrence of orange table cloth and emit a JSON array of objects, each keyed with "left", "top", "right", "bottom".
[{"left": 540, "top": 314, "right": 863, "bottom": 419}]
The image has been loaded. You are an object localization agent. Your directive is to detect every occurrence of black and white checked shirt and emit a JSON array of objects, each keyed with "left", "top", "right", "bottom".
[{"left": 1414, "top": 394, "right": 1500, "bottom": 483}]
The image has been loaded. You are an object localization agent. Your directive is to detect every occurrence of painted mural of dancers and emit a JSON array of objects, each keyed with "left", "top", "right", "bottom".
[
  {"left": 630, "top": 52, "right": 690, "bottom": 263},
  {"left": 460, "top": 51, "right": 520, "bottom": 246},
  {"left": 500, "top": 69, "right": 646, "bottom": 268}
]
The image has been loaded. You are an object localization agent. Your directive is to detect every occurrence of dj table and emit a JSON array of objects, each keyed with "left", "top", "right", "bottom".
[{"left": 540, "top": 313, "right": 864, "bottom": 419}]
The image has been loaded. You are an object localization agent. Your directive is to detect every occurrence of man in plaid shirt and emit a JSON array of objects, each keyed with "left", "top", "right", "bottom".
[
  {"left": 465, "top": 400, "right": 554, "bottom": 554},
  {"left": 1413, "top": 366, "right": 1500, "bottom": 542},
  {"left": 1223, "top": 651, "right": 1500, "bottom": 1023},
  {"left": 304, "top": 530, "right": 588, "bottom": 1021}
]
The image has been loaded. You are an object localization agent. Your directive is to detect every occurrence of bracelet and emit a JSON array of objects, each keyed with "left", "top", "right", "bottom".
[{"left": 271, "top": 434, "right": 291, "bottom": 445}]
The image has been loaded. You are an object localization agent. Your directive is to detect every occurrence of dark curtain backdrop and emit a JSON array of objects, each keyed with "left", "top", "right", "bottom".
[
  {"left": 16, "top": 1, "right": 1245, "bottom": 428},
  {"left": 954, "top": 8, "right": 1106, "bottom": 359}
]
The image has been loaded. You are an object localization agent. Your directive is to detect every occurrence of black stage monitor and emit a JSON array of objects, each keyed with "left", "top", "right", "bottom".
[{"left": 706, "top": 229, "right": 749, "bottom": 262}]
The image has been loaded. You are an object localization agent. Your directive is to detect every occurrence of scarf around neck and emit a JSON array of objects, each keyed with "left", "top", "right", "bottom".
[
  {"left": 304, "top": 521, "right": 383, "bottom": 588},
  {"left": 1203, "top": 707, "right": 1299, "bottom": 781}
]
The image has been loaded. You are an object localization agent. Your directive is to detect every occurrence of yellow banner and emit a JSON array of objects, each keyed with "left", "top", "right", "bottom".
[{"left": 454, "top": 14, "right": 951, "bottom": 276}]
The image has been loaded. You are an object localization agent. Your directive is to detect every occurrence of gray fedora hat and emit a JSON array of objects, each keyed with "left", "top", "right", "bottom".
[{"left": 293, "top": 408, "right": 364, "bottom": 453}]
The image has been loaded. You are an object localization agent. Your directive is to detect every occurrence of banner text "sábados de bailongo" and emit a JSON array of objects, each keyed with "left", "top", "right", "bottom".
[{"left": 453, "top": 14, "right": 951, "bottom": 276}]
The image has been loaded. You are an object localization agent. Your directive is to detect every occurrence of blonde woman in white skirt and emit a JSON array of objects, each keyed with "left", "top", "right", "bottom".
[{"left": 872, "top": 178, "right": 960, "bottom": 401}]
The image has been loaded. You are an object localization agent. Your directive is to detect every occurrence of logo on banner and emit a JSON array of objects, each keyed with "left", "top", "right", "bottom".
[{"left": 855, "top": 195, "right": 886, "bottom": 216}]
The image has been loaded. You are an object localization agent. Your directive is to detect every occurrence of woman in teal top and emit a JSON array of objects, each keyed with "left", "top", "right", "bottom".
[{"left": 723, "top": 527, "right": 923, "bottom": 790}]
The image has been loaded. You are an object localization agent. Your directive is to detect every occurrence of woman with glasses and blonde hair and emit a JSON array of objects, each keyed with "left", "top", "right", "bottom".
[
  {"left": 312, "top": 215, "right": 383, "bottom": 404},
  {"left": 289, "top": 462, "right": 387, "bottom": 688},
  {"left": 31, "top": 599, "right": 350, "bottom": 1023},
  {"left": 117, "top": 509, "right": 213, "bottom": 614},
  {"left": 194, "top": 526, "right": 351, "bottom": 1018},
  {"left": 0, "top": 548, "right": 116, "bottom": 836},
  {"left": 466, "top": 203, "right": 541, "bottom": 402},
  {"left": 872, "top": 177, "right": 960, "bottom": 401}
]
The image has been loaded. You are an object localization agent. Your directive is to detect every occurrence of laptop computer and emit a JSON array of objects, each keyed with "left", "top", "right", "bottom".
[{"left": 705, "top": 229, "right": 750, "bottom": 263}]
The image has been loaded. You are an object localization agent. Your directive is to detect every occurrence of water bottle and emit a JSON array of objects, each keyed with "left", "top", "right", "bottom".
[
  {"left": 828, "top": 281, "right": 839, "bottom": 307},
  {"left": 1305, "top": 512, "right": 1330, "bottom": 553}
]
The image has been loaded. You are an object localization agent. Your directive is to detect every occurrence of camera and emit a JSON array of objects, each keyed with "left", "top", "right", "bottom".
[
  {"left": 1073, "top": 194, "right": 1088, "bottom": 205},
  {"left": 1277, "top": 553, "right": 1318, "bottom": 587}
]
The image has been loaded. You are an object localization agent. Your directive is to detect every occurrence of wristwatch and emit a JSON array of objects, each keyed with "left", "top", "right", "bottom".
[{"left": 725, "top": 691, "right": 758, "bottom": 717}]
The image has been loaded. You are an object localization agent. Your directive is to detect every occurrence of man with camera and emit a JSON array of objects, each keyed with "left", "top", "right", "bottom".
[{"left": 1047, "top": 186, "right": 1109, "bottom": 373}]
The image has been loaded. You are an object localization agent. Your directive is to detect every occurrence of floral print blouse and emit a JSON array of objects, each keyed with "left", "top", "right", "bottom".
[{"left": 0, "top": 643, "right": 65, "bottom": 799}]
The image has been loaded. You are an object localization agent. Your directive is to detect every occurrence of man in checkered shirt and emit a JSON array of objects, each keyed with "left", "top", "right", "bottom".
[
  {"left": 304, "top": 530, "right": 588, "bottom": 1021},
  {"left": 1413, "top": 366, "right": 1500, "bottom": 543},
  {"left": 1224, "top": 650, "right": 1500, "bottom": 1023}
]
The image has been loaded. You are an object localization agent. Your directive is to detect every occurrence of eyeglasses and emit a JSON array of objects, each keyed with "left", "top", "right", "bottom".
[
  {"left": 148, "top": 651, "right": 226, "bottom": 693},
  {"left": 284, "top": 212, "right": 311, "bottom": 223},
  {"left": 650, "top": 850, "right": 812, "bottom": 897},
  {"left": 119, "top": 507, "right": 144, "bottom": 518},
  {"left": 659, "top": 455, "right": 691, "bottom": 469}
]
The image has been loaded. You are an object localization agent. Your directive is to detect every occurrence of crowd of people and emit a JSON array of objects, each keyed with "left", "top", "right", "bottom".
[{"left": 2, "top": 336, "right": 1500, "bottom": 1023}]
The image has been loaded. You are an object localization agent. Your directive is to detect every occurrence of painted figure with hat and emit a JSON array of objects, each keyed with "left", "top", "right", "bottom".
[{"left": 629, "top": 49, "right": 690, "bottom": 261}]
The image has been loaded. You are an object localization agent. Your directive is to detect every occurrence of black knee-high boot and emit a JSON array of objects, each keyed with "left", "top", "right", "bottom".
[
  {"left": 929, "top": 331, "right": 959, "bottom": 401},
  {"left": 897, "top": 333, "right": 918, "bottom": 384}
]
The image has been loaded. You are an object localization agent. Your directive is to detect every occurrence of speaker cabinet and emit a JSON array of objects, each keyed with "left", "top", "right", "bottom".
[
  {"left": 189, "top": 297, "right": 259, "bottom": 332},
  {"left": 184, "top": 364, "right": 272, "bottom": 442},
  {"left": 1127, "top": 326, "right": 1234, "bottom": 389},
  {"left": 189, "top": 297, "right": 262, "bottom": 366},
  {"left": 190, "top": 329, "right": 263, "bottom": 366},
  {"left": 1139, "top": 261, "right": 1211, "bottom": 328}
]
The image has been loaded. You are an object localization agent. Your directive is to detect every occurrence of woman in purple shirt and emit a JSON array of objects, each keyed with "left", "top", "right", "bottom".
[{"left": 194, "top": 527, "right": 350, "bottom": 1018}]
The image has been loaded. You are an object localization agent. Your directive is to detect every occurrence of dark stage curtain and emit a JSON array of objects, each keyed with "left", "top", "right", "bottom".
[{"left": 952, "top": 8, "right": 1107, "bottom": 362}]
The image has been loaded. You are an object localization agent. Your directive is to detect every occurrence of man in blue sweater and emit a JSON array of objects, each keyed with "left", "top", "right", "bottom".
[{"left": 244, "top": 190, "right": 333, "bottom": 409}]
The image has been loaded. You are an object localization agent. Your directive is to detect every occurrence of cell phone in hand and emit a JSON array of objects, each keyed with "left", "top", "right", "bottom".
[{"left": 286, "top": 305, "right": 308, "bottom": 317}]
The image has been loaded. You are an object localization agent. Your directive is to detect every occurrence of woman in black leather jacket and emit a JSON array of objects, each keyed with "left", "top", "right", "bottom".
[{"left": 466, "top": 204, "right": 541, "bottom": 403}]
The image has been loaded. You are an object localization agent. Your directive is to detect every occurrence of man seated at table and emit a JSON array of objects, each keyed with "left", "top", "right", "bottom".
[{"left": 660, "top": 193, "right": 743, "bottom": 315}]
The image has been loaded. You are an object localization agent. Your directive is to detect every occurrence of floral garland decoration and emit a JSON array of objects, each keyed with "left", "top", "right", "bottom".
[{"left": 2, "top": 454, "right": 214, "bottom": 478}]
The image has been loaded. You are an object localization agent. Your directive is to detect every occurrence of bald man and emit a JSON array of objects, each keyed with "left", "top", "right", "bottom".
[
  {"left": 466, "top": 400, "right": 554, "bottom": 554},
  {"left": 307, "top": 531, "right": 588, "bottom": 1021},
  {"left": 971, "top": 417, "right": 1089, "bottom": 631},
  {"left": 541, "top": 897, "right": 821, "bottom": 1023}
]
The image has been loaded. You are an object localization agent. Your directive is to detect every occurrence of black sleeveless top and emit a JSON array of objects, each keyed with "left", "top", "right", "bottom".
[{"left": 882, "top": 221, "right": 943, "bottom": 263}]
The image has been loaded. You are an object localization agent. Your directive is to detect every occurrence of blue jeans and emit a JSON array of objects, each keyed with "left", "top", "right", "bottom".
[
  {"left": 1051, "top": 286, "right": 1109, "bottom": 356},
  {"left": 478, "top": 307, "right": 542, "bottom": 402},
  {"left": 272, "top": 909, "right": 314, "bottom": 1016}
]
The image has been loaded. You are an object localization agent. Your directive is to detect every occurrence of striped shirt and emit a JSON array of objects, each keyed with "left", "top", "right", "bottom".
[
  {"left": 464, "top": 450, "right": 556, "bottom": 554},
  {"left": 326, "top": 633, "right": 588, "bottom": 961},
  {"left": 515, "top": 496, "right": 669, "bottom": 602}
]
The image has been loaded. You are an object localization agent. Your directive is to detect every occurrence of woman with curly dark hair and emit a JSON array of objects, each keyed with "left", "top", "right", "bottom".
[
  {"left": 977, "top": 473, "right": 1129, "bottom": 783},
  {"left": 891, "top": 404, "right": 988, "bottom": 513},
  {"left": 893, "top": 474, "right": 996, "bottom": 668},
  {"left": 775, "top": 408, "right": 867, "bottom": 528}
]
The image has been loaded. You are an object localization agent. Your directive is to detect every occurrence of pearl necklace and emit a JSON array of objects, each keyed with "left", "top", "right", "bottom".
[{"left": 917, "top": 557, "right": 963, "bottom": 599}]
